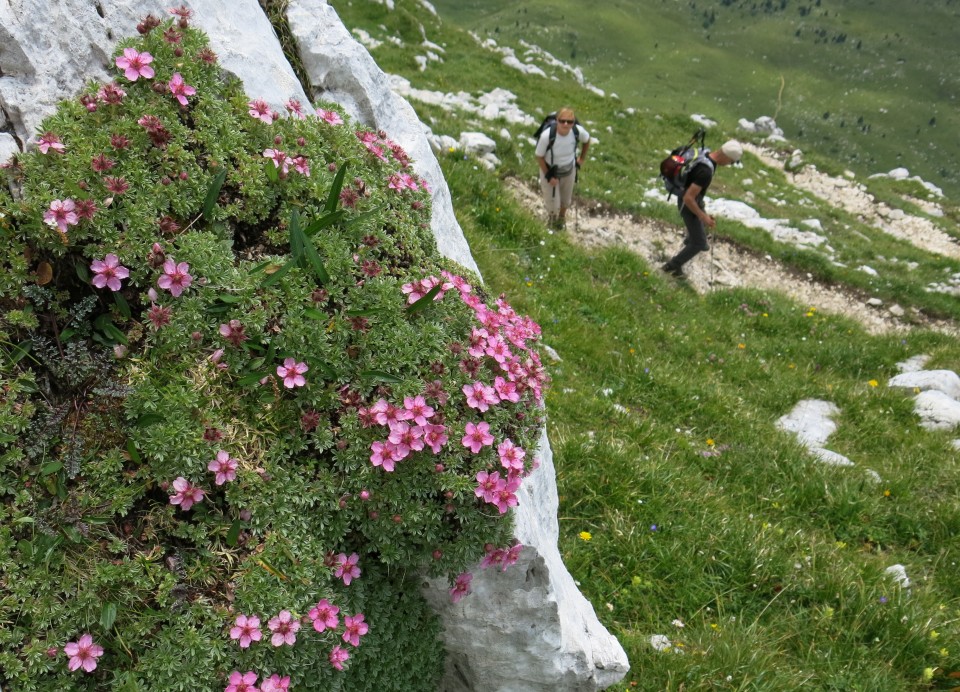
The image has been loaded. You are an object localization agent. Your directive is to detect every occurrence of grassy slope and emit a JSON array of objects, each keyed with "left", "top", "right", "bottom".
[
  {"left": 433, "top": 0, "right": 960, "bottom": 200},
  {"left": 328, "top": 1, "right": 960, "bottom": 689}
]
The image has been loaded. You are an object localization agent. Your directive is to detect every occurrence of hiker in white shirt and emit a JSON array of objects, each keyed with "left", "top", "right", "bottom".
[{"left": 535, "top": 107, "right": 590, "bottom": 230}]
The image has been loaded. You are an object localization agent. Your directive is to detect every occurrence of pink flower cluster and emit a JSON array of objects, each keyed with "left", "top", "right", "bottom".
[
  {"left": 480, "top": 542, "right": 524, "bottom": 571},
  {"left": 262, "top": 148, "right": 310, "bottom": 178},
  {"left": 354, "top": 130, "right": 419, "bottom": 177},
  {"left": 362, "top": 395, "right": 447, "bottom": 472},
  {"left": 387, "top": 171, "right": 421, "bottom": 193}
]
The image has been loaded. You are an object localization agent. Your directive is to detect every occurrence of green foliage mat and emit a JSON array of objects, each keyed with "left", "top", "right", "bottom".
[{"left": 0, "top": 11, "right": 548, "bottom": 690}]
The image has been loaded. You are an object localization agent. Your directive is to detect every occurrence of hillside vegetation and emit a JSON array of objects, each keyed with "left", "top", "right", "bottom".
[
  {"left": 328, "top": 0, "right": 960, "bottom": 690},
  {"left": 433, "top": 0, "right": 960, "bottom": 201}
]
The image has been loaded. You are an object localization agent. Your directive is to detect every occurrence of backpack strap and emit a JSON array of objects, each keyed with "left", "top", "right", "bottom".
[{"left": 545, "top": 122, "right": 581, "bottom": 164}]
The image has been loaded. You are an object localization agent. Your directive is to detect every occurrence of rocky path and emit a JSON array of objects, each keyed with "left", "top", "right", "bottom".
[{"left": 507, "top": 179, "right": 960, "bottom": 337}]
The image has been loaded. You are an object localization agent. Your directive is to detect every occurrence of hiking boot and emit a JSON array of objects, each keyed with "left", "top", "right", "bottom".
[{"left": 661, "top": 262, "right": 685, "bottom": 279}]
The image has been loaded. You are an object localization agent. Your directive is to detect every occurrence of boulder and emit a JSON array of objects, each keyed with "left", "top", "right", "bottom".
[
  {"left": 914, "top": 390, "right": 960, "bottom": 431},
  {"left": 888, "top": 370, "right": 960, "bottom": 400}
]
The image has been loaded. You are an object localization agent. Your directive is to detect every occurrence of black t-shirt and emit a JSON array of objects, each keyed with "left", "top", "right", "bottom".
[{"left": 685, "top": 159, "right": 715, "bottom": 199}]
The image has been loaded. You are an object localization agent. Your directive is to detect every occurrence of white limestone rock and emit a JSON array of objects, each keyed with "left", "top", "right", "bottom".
[
  {"left": 459, "top": 132, "right": 497, "bottom": 156},
  {"left": 914, "top": 390, "right": 960, "bottom": 431},
  {"left": 422, "top": 429, "right": 629, "bottom": 691},
  {"left": 776, "top": 400, "right": 853, "bottom": 466},
  {"left": 888, "top": 370, "right": 960, "bottom": 400}
]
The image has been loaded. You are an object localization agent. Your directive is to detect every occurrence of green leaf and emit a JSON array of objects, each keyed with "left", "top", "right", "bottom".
[
  {"left": 126, "top": 441, "right": 141, "bottom": 463},
  {"left": 215, "top": 294, "right": 243, "bottom": 304},
  {"left": 262, "top": 260, "right": 294, "bottom": 288},
  {"left": 94, "top": 313, "right": 128, "bottom": 344},
  {"left": 136, "top": 414, "right": 165, "bottom": 427},
  {"left": 100, "top": 602, "right": 118, "bottom": 631},
  {"left": 113, "top": 291, "right": 131, "bottom": 319},
  {"left": 202, "top": 168, "right": 228, "bottom": 222},
  {"left": 237, "top": 371, "right": 268, "bottom": 387},
  {"left": 40, "top": 462, "right": 63, "bottom": 476},
  {"left": 59, "top": 327, "right": 77, "bottom": 342},
  {"left": 226, "top": 519, "right": 242, "bottom": 547},
  {"left": 405, "top": 284, "right": 443, "bottom": 315},
  {"left": 360, "top": 370, "right": 403, "bottom": 384},
  {"left": 324, "top": 161, "right": 348, "bottom": 213},
  {"left": 290, "top": 211, "right": 330, "bottom": 284},
  {"left": 0, "top": 432, "right": 16, "bottom": 445},
  {"left": 304, "top": 308, "right": 328, "bottom": 320},
  {"left": 8, "top": 340, "right": 32, "bottom": 365},
  {"left": 303, "top": 210, "right": 345, "bottom": 237},
  {"left": 264, "top": 159, "right": 279, "bottom": 184},
  {"left": 75, "top": 259, "right": 91, "bottom": 283}
]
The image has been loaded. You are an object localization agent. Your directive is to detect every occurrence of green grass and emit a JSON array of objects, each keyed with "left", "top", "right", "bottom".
[
  {"left": 431, "top": 0, "right": 960, "bottom": 201},
  {"left": 328, "top": 1, "right": 960, "bottom": 688}
]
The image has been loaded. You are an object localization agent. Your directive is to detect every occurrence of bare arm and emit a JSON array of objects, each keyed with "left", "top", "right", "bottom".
[
  {"left": 682, "top": 182, "right": 715, "bottom": 228},
  {"left": 577, "top": 142, "right": 590, "bottom": 166}
]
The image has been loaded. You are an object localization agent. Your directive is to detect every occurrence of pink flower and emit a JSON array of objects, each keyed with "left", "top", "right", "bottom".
[
  {"left": 329, "top": 644, "right": 350, "bottom": 671},
  {"left": 497, "top": 439, "right": 525, "bottom": 472},
  {"left": 219, "top": 320, "right": 248, "bottom": 347},
  {"left": 168, "top": 72, "right": 196, "bottom": 106},
  {"left": 37, "top": 132, "right": 65, "bottom": 154},
  {"left": 334, "top": 552, "right": 360, "bottom": 585},
  {"left": 267, "top": 610, "right": 300, "bottom": 647},
  {"left": 316, "top": 108, "right": 344, "bottom": 125},
  {"left": 43, "top": 199, "right": 79, "bottom": 234},
  {"left": 450, "top": 572, "right": 472, "bottom": 602},
  {"left": 308, "top": 598, "right": 340, "bottom": 632},
  {"left": 90, "top": 254, "right": 130, "bottom": 291},
  {"left": 285, "top": 98, "right": 306, "bottom": 119},
  {"left": 225, "top": 670, "right": 258, "bottom": 692},
  {"left": 492, "top": 475, "right": 521, "bottom": 514},
  {"left": 157, "top": 259, "right": 193, "bottom": 297},
  {"left": 475, "top": 470, "right": 505, "bottom": 503},
  {"left": 461, "top": 421, "right": 494, "bottom": 454},
  {"left": 91, "top": 153, "right": 115, "bottom": 172},
  {"left": 207, "top": 450, "right": 238, "bottom": 485},
  {"left": 276, "top": 358, "right": 308, "bottom": 388},
  {"left": 387, "top": 422, "right": 423, "bottom": 456},
  {"left": 369, "top": 440, "right": 400, "bottom": 472},
  {"left": 494, "top": 376, "right": 520, "bottom": 403},
  {"left": 403, "top": 395, "right": 434, "bottom": 426},
  {"left": 260, "top": 674, "right": 290, "bottom": 692},
  {"left": 98, "top": 82, "right": 126, "bottom": 105},
  {"left": 248, "top": 99, "right": 274, "bottom": 124},
  {"left": 103, "top": 176, "right": 130, "bottom": 195},
  {"left": 263, "top": 148, "right": 292, "bottom": 173},
  {"left": 422, "top": 424, "right": 448, "bottom": 454},
  {"left": 462, "top": 381, "right": 498, "bottom": 412},
  {"left": 169, "top": 476, "right": 204, "bottom": 510},
  {"left": 291, "top": 155, "right": 310, "bottom": 176},
  {"left": 63, "top": 634, "right": 104, "bottom": 673},
  {"left": 341, "top": 613, "right": 369, "bottom": 647},
  {"left": 115, "top": 47, "right": 155, "bottom": 81},
  {"left": 229, "top": 614, "right": 262, "bottom": 648}
]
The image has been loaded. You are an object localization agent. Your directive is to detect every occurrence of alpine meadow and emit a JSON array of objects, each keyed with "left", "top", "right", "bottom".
[{"left": 326, "top": 0, "right": 960, "bottom": 690}]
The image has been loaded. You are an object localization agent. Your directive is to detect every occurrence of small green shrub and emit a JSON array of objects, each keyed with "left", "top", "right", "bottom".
[{"left": 0, "top": 9, "right": 547, "bottom": 690}]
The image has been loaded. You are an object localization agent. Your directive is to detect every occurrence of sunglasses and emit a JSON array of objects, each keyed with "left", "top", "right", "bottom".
[{"left": 558, "top": 119, "right": 575, "bottom": 124}]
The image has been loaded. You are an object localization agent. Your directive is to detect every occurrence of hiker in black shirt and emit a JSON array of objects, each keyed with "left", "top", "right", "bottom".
[{"left": 663, "top": 140, "right": 743, "bottom": 278}]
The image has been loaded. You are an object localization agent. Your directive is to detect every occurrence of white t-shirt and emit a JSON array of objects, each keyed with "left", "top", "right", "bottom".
[{"left": 535, "top": 126, "right": 590, "bottom": 171}]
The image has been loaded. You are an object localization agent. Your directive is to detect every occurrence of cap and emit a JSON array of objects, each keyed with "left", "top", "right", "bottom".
[{"left": 720, "top": 140, "right": 743, "bottom": 162}]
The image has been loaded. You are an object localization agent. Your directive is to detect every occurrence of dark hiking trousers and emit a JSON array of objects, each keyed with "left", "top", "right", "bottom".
[{"left": 666, "top": 201, "right": 709, "bottom": 270}]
